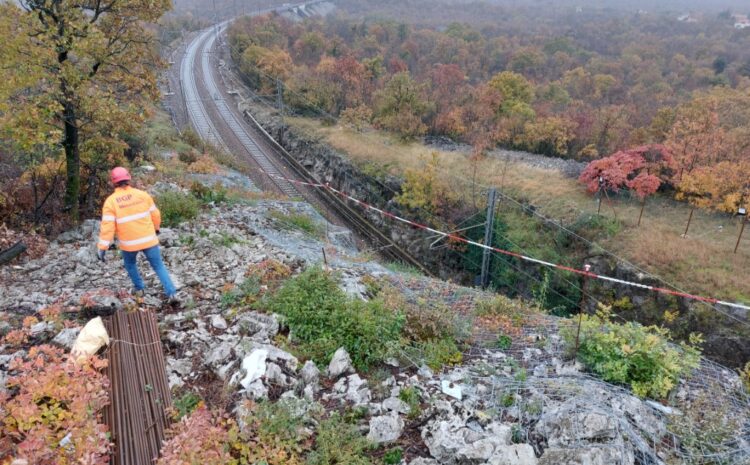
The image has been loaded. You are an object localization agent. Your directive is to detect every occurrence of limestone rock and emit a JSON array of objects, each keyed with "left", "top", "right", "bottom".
[
  {"left": 327, "top": 347, "right": 354, "bottom": 378},
  {"left": 535, "top": 400, "right": 618, "bottom": 447},
  {"left": 204, "top": 341, "right": 235, "bottom": 368},
  {"left": 488, "top": 444, "right": 538, "bottom": 465},
  {"left": 367, "top": 414, "right": 404, "bottom": 444},
  {"left": 539, "top": 446, "right": 633, "bottom": 465},
  {"left": 382, "top": 396, "right": 410, "bottom": 414},
  {"left": 52, "top": 327, "right": 81, "bottom": 349},
  {"left": 409, "top": 459, "right": 439, "bottom": 465},
  {"left": 211, "top": 315, "right": 228, "bottom": 330},
  {"left": 300, "top": 360, "right": 320, "bottom": 385}
]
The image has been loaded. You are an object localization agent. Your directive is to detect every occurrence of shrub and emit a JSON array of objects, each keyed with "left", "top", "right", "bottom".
[
  {"left": 157, "top": 406, "right": 234, "bottom": 465},
  {"left": 221, "top": 276, "right": 262, "bottom": 309},
  {"left": 263, "top": 267, "right": 404, "bottom": 370},
  {"left": 229, "top": 399, "right": 308, "bottom": 465},
  {"left": 497, "top": 334, "right": 513, "bottom": 350},
  {"left": 404, "top": 300, "right": 462, "bottom": 342},
  {"left": 306, "top": 413, "right": 372, "bottom": 465},
  {"left": 188, "top": 155, "right": 219, "bottom": 174},
  {"left": 178, "top": 150, "right": 199, "bottom": 164},
  {"left": 416, "top": 338, "right": 463, "bottom": 371},
  {"left": 190, "top": 181, "right": 228, "bottom": 204},
  {"left": 246, "top": 259, "right": 293, "bottom": 287},
  {"left": 0, "top": 345, "right": 112, "bottom": 464},
  {"left": 172, "top": 391, "right": 202, "bottom": 420},
  {"left": 156, "top": 191, "right": 201, "bottom": 227},
  {"left": 562, "top": 305, "right": 702, "bottom": 399}
]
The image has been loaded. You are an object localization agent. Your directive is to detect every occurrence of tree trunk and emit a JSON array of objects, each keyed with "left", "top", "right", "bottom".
[
  {"left": 62, "top": 99, "right": 80, "bottom": 222},
  {"left": 637, "top": 198, "right": 646, "bottom": 227},
  {"left": 683, "top": 206, "right": 695, "bottom": 237}
]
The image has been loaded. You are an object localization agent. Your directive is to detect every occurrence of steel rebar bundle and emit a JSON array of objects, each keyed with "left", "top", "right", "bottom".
[{"left": 103, "top": 310, "right": 172, "bottom": 465}]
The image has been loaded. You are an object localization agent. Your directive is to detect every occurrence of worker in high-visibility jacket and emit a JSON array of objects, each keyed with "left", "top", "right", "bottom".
[{"left": 97, "top": 167, "right": 178, "bottom": 303}]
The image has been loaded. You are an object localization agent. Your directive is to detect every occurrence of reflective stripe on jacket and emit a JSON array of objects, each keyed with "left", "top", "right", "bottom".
[{"left": 98, "top": 186, "right": 161, "bottom": 252}]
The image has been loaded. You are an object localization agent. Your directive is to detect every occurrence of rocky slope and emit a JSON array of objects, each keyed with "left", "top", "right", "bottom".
[{"left": 1, "top": 177, "right": 748, "bottom": 465}]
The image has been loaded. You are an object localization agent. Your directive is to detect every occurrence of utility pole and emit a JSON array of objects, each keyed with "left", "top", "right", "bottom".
[{"left": 480, "top": 188, "right": 497, "bottom": 289}]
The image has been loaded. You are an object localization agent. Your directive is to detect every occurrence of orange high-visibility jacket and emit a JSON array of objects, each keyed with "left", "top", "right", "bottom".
[{"left": 98, "top": 186, "right": 161, "bottom": 252}]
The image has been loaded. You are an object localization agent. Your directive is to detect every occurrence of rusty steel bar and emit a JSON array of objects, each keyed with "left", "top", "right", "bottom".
[{"left": 104, "top": 309, "right": 173, "bottom": 465}]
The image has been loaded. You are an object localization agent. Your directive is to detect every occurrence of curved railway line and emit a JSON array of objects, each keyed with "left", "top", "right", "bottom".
[{"left": 180, "top": 14, "right": 432, "bottom": 275}]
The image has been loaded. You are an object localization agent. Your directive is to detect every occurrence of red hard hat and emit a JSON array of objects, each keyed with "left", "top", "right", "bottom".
[{"left": 110, "top": 167, "right": 131, "bottom": 184}]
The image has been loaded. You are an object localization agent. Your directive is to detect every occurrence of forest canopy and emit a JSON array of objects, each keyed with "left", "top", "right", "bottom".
[{"left": 228, "top": 10, "right": 750, "bottom": 161}]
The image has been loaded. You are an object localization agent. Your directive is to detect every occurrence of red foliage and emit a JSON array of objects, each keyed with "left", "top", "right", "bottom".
[
  {"left": 0, "top": 345, "right": 111, "bottom": 464},
  {"left": 157, "top": 405, "right": 234, "bottom": 465},
  {"left": 578, "top": 144, "right": 675, "bottom": 199}
]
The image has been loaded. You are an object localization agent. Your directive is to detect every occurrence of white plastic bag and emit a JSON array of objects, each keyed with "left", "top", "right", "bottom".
[{"left": 71, "top": 317, "right": 110, "bottom": 362}]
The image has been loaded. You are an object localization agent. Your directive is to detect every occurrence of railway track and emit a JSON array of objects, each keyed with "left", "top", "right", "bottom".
[{"left": 181, "top": 15, "right": 432, "bottom": 275}]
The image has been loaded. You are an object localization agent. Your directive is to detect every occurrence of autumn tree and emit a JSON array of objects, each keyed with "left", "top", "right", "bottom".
[
  {"left": 0, "top": 0, "right": 170, "bottom": 221},
  {"left": 374, "top": 71, "right": 430, "bottom": 140},
  {"left": 579, "top": 144, "right": 675, "bottom": 223},
  {"left": 487, "top": 71, "right": 536, "bottom": 143},
  {"left": 239, "top": 46, "right": 294, "bottom": 93}
]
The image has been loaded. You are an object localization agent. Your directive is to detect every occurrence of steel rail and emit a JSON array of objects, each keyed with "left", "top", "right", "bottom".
[{"left": 183, "top": 15, "right": 432, "bottom": 275}]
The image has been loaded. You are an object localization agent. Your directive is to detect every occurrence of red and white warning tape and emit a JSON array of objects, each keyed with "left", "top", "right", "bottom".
[{"left": 259, "top": 167, "right": 750, "bottom": 313}]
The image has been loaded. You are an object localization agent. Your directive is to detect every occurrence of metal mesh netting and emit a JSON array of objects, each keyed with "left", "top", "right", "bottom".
[{"left": 385, "top": 273, "right": 750, "bottom": 465}]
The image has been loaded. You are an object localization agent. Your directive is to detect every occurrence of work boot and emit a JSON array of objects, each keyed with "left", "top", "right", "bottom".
[
  {"left": 166, "top": 294, "right": 181, "bottom": 307},
  {"left": 132, "top": 289, "right": 145, "bottom": 298}
]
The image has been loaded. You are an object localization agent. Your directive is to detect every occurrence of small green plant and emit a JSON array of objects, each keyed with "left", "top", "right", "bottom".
[
  {"left": 173, "top": 391, "right": 201, "bottom": 420},
  {"left": 211, "top": 231, "right": 241, "bottom": 248},
  {"left": 561, "top": 304, "right": 702, "bottom": 399},
  {"left": 221, "top": 277, "right": 262, "bottom": 308},
  {"left": 497, "top": 334, "right": 513, "bottom": 350},
  {"left": 500, "top": 391, "right": 516, "bottom": 407},
  {"left": 415, "top": 337, "right": 463, "bottom": 371},
  {"left": 179, "top": 234, "right": 195, "bottom": 247},
  {"left": 343, "top": 406, "right": 369, "bottom": 423},
  {"left": 307, "top": 413, "right": 373, "bottom": 465},
  {"left": 383, "top": 448, "right": 403, "bottom": 465},
  {"left": 270, "top": 210, "right": 323, "bottom": 237},
  {"left": 522, "top": 400, "right": 543, "bottom": 416},
  {"left": 511, "top": 424, "right": 525, "bottom": 444},
  {"left": 514, "top": 368, "right": 528, "bottom": 382},
  {"left": 398, "top": 386, "right": 422, "bottom": 420},
  {"left": 157, "top": 191, "right": 200, "bottom": 227}
]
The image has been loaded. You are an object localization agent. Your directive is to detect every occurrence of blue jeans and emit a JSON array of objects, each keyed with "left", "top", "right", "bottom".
[{"left": 121, "top": 245, "right": 177, "bottom": 297}]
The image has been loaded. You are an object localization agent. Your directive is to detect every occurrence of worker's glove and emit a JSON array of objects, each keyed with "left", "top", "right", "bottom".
[{"left": 97, "top": 249, "right": 106, "bottom": 262}]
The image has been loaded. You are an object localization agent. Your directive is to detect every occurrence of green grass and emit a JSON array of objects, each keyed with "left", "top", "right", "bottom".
[{"left": 269, "top": 210, "right": 324, "bottom": 238}]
